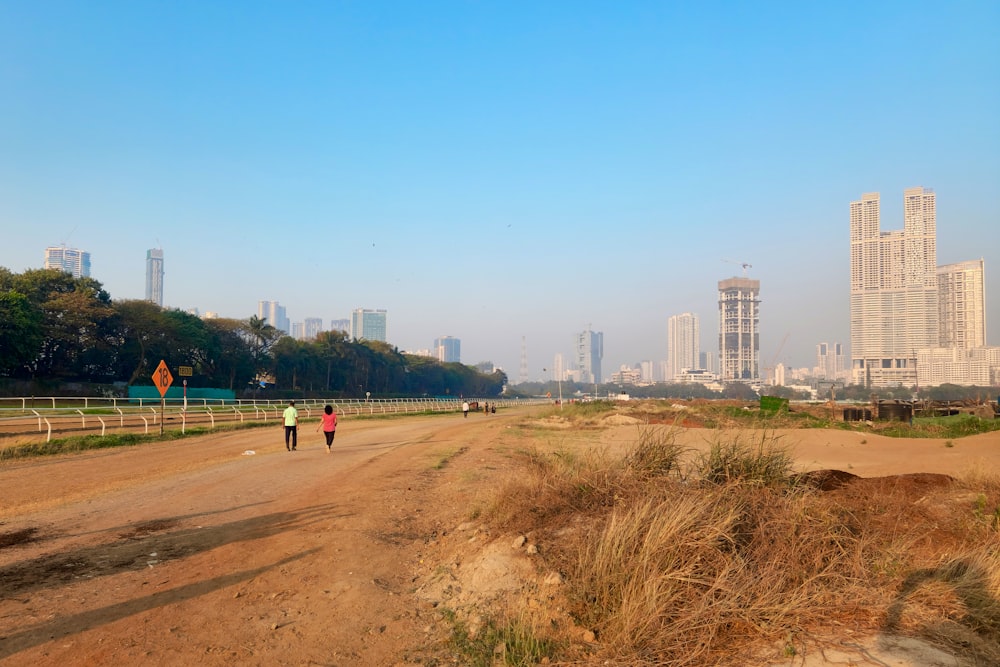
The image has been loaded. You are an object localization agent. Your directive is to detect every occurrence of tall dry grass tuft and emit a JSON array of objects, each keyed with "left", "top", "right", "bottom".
[
  {"left": 571, "top": 486, "right": 745, "bottom": 664},
  {"left": 695, "top": 429, "right": 793, "bottom": 486},
  {"left": 622, "top": 426, "right": 686, "bottom": 480},
  {"left": 481, "top": 427, "right": 1000, "bottom": 664}
]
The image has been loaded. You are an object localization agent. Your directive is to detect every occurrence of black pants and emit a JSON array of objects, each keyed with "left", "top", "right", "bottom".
[
  {"left": 324, "top": 431, "right": 335, "bottom": 446},
  {"left": 284, "top": 425, "right": 297, "bottom": 449}
]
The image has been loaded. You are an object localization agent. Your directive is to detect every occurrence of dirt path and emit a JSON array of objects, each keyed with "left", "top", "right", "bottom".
[
  {"left": 1, "top": 412, "right": 997, "bottom": 666},
  {"left": 0, "top": 411, "right": 519, "bottom": 666}
]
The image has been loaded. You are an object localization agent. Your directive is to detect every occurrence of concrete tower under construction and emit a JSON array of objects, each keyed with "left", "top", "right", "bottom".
[{"left": 718, "top": 277, "right": 760, "bottom": 384}]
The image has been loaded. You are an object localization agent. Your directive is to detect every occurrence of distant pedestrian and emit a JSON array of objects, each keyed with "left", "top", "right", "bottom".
[
  {"left": 316, "top": 404, "right": 338, "bottom": 453},
  {"left": 491, "top": 403, "right": 496, "bottom": 414},
  {"left": 462, "top": 401, "right": 469, "bottom": 418},
  {"left": 283, "top": 400, "right": 299, "bottom": 450}
]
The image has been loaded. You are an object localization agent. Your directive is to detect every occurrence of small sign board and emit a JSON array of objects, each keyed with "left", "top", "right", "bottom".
[
  {"left": 178, "top": 365, "right": 193, "bottom": 377},
  {"left": 152, "top": 360, "right": 174, "bottom": 397}
]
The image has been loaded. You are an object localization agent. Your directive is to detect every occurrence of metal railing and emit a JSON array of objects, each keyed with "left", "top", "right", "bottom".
[{"left": 0, "top": 396, "right": 545, "bottom": 443}]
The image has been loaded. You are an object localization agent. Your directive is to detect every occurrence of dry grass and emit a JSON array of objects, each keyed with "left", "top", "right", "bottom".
[{"left": 484, "top": 426, "right": 1000, "bottom": 665}]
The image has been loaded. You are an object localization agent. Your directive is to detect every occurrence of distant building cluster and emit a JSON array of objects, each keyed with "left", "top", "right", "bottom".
[
  {"left": 35, "top": 185, "right": 992, "bottom": 389},
  {"left": 579, "top": 187, "right": 991, "bottom": 392},
  {"left": 850, "top": 188, "right": 992, "bottom": 387}
]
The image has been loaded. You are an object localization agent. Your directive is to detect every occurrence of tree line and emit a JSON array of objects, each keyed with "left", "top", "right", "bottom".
[{"left": 0, "top": 268, "right": 506, "bottom": 398}]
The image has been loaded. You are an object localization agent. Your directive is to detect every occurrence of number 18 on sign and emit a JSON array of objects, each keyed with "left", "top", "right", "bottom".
[{"left": 152, "top": 360, "right": 174, "bottom": 435}]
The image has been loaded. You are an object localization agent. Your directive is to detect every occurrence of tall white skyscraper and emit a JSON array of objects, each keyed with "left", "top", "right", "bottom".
[
  {"left": 816, "top": 342, "right": 846, "bottom": 380},
  {"left": 937, "top": 259, "right": 986, "bottom": 350},
  {"left": 350, "top": 308, "right": 387, "bottom": 342},
  {"left": 304, "top": 318, "right": 324, "bottom": 340},
  {"left": 145, "top": 248, "right": 164, "bottom": 306},
  {"left": 44, "top": 245, "right": 91, "bottom": 278},
  {"left": 258, "top": 300, "right": 290, "bottom": 334},
  {"left": 849, "top": 187, "right": 938, "bottom": 387},
  {"left": 718, "top": 277, "right": 760, "bottom": 383},
  {"left": 574, "top": 327, "right": 603, "bottom": 384},
  {"left": 434, "top": 336, "right": 461, "bottom": 362},
  {"left": 667, "top": 312, "right": 700, "bottom": 381}
]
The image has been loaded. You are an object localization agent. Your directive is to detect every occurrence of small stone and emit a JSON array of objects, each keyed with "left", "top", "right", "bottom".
[
  {"left": 271, "top": 623, "right": 279, "bottom": 631},
  {"left": 582, "top": 629, "right": 596, "bottom": 642},
  {"left": 457, "top": 522, "right": 476, "bottom": 531},
  {"left": 543, "top": 571, "right": 563, "bottom": 586},
  {"left": 233, "top": 591, "right": 241, "bottom": 599},
  {"left": 512, "top": 535, "right": 527, "bottom": 548},
  {"left": 526, "top": 543, "right": 538, "bottom": 554}
]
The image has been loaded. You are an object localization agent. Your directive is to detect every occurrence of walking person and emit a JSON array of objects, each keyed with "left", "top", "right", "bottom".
[
  {"left": 462, "top": 401, "right": 469, "bottom": 418},
  {"left": 283, "top": 400, "right": 299, "bottom": 450},
  {"left": 316, "top": 404, "right": 338, "bottom": 453}
]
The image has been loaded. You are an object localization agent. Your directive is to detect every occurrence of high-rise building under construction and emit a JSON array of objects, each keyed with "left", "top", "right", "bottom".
[{"left": 718, "top": 278, "right": 760, "bottom": 384}]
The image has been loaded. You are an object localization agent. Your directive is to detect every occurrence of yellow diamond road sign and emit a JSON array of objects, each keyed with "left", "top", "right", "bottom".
[{"left": 152, "top": 360, "right": 174, "bottom": 398}]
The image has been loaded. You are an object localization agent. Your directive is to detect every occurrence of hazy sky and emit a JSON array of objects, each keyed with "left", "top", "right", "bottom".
[{"left": 2, "top": 2, "right": 998, "bottom": 379}]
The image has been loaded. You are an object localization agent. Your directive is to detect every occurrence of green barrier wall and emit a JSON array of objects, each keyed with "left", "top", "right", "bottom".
[{"left": 128, "top": 386, "right": 236, "bottom": 402}]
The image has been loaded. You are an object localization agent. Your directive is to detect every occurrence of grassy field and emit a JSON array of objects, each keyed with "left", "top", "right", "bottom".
[{"left": 466, "top": 402, "right": 1000, "bottom": 666}]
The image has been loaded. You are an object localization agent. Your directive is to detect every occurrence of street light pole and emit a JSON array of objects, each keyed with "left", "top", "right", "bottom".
[{"left": 544, "top": 367, "right": 564, "bottom": 410}]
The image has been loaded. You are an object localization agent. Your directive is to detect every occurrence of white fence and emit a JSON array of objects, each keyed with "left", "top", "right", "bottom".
[{"left": 0, "top": 396, "right": 545, "bottom": 443}]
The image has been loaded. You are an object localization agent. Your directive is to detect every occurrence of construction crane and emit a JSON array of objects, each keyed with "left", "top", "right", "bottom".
[{"left": 722, "top": 259, "right": 752, "bottom": 277}]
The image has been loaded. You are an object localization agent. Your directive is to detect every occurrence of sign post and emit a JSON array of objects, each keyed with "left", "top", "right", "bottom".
[
  {"left": 178, "top": 365, "right": 193, "bottom": 413},
  {"left": 151, "top": 360, "right": 174, "bottom": 436}
]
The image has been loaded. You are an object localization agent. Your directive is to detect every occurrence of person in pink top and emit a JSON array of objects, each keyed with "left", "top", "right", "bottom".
[{"left": 316, "top": 404, "right": 338, "bottom": 453}]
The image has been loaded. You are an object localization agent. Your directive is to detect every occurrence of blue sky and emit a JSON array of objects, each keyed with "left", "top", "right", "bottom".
[{"left": 2, "top": 1, "right": 997, "bottom": 379}]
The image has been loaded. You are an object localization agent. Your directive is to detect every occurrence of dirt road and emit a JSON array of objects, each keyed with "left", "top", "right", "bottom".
[
  {"left": 1, "top": 410, "right": 997, "bottom": 666},
  {"left": 1, "top": 411, "right": 514, "bottom": 666}
]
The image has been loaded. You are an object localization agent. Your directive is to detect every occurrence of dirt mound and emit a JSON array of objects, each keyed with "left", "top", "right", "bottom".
[
  {"left": 792, "top": 470, "right": 956, "bottom": 493},
  {"left": 792, "top": 469, "right": 860, "bottom": 490}
]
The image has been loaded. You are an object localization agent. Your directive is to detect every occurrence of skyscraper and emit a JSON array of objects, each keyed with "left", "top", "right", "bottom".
[
  {"left": 718, "top": 277, "right": 760, "bottom": 383},
  {"left": 816, "top": 342, "right": 845, "bottom": 380},
  {"left": 575, "top": 327, "right": 603, "bottom": 384},
  {"left": 145, "top": 248, "right": 164, "bottom": 306},
  {"left": 434, "top": 336, "right": 461, "bottom": 363},
  {"left": 350, "top": 308, "right": 387, "bottom": 342},
  {"left": 258, "top": 300, "right": 290, "bottom": 334},
  {"left": 849, "top": 187, "right": 938, "bottom": 387},
  {"left": 304, "top": 318, "right": 324, "bottom": 340},
  {"left": 667, "top": 312, "right": 700, "bottom": 381},
  {"left": 44, "top": 245, "right": 91, "bottom": 278},
  {"left": 937, "top": 259, "right": 986, "bottom": 350}
]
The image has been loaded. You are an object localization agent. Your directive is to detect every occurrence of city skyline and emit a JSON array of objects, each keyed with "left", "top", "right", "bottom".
[{"left": 2, "top": 3, "right": 997, "bottom": 377}]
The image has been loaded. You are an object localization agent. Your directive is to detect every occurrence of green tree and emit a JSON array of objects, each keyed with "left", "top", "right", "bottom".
[
  {"left": 35, "top": 279, "right": 114, "bottom": 380},
  {"left": 202, "top": 318, "right": 256, "bottom": 390},
  {"left": 0, "top": 290, "right": 43, "bottom": 376},
  {"left": 244, "top": 315, "right": 282, "bottom": 385},
  {"left": 110, "top": 300, "right": 170, "bottom": 385},
  {"left": 314, "top": 330, "right": 352, "bottom": 392}
]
